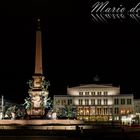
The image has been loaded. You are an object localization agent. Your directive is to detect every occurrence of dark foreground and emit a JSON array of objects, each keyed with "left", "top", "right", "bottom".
[{"left": 1, "top": 127, "right": 140, "bottom": 140}]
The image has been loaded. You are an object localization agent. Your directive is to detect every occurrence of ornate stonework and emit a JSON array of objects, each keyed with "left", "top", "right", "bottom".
[{"left": 27, "top": 76, "right": 50, "bottom": 117}]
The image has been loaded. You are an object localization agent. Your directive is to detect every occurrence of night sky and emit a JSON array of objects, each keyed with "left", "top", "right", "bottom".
[{"left": 0, "top": 0, "right": 140, "bottom": 103}]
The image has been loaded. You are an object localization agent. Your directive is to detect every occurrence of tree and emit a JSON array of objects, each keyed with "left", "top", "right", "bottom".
[
  {"left": 4, "top": 104, "right": 26, "bottom": 119},
  {"left": 4, "top": 105, "right": 16, "bottom": 119},
  {"left": 57, "top": 105, "right": 76, "bottom": 119}
]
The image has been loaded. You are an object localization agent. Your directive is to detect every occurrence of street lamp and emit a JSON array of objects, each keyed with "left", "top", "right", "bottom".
[{"left": 0, "top": 95, "right": 4, "bottom": 119}]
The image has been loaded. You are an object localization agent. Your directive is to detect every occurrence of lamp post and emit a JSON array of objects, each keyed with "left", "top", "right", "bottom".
[{"left": 1, "top": 95, "right": 4, "bottom": 119}]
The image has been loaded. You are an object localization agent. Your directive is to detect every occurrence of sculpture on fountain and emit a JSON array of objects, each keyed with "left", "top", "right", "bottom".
[{"left": 24, "top": 78, "right": 52, "bottom": 118}]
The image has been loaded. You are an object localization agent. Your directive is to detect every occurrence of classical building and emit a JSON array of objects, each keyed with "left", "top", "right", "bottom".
[{"left": 53, "top": 84, "right": 134, "bottom": 121}]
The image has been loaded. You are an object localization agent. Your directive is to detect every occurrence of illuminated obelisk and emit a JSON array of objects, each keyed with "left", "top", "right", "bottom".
[
  {"left": 35, "top": 18, "right": 42, "bottom": 75},
  {"left": 27, "top": 18, "right": 49, "bottom": 118}
]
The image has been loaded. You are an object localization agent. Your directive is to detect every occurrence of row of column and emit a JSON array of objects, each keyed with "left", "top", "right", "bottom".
[{"left": 78, "top": 106, "right": 113, "bottom": 116}]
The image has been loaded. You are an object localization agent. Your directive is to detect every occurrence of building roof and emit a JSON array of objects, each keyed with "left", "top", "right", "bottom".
[
  {"left": 114, "top": 94, "right": 134, "bottom": 97},
  {"left": 134, "top": 99, "right": 140, "bottom": 101},
  {"left": 54, "top": 95, "right": 72, "bottom": 97},
  {"left": 54, "top": 94, "right": 133, "bottom": 98},
  {"left": 68, "top": 84, "right": 119, "bottom": 88}
]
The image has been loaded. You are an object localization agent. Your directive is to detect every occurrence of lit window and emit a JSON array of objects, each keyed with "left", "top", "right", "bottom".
[
  {"left": 114, "top": 98, "right": 119, "bottom": 105},
  {"left": 97, "top": 92, "right": 101, "bottom": 95},
  {"left": 79, "top": 108, "right": 84, "bottom": 115},
  {"left": 104, "top": 99, "right": 108, "bottom": 105},
  {"left": 114, "top": 107, "right": 119, "bottom": 114},
  {"left": 85, "top": 92, "right": 89, "bottom": 96},
  {"left": 79, "top": 92, "right": 83, "bottom": 96},
  {"left": 63, "top": 100, "right": 66, "bottom": 105},
  {"left": 97, "top": 108, "right": 101, "bottom": 115},
  {"left": 91, "top": 92, "right": 95, "bottom": 96},
  {"left": 55, "top": 100, "right": 60, "bottom": 105},
  {"left": 85, "top": 108, "right": 90, "bottom": 115},
  {"left": 61, "top": 100, "right": 66, "bottom": 105},
  {"left": 104, "top": 91, "right": 108, "bottom": 95},
  {"left": 109, "top": 108, "right": 113, "bottom": 114},
  {"left": 97, "top": 99, "right": 101, "bottom": 105},
  {"left": 85, "top": 99, "right": 89, "bottom": 105},
  {"left": 126, "top": 110, "right": 130, "bottom": 114},
  {"left": 120, "top": 109, "right": 125, "bottom": 114},
  {"left": 104, "top": 108, "right": 108, "bottom": 115},
  {"left": 79, "top": 99, "right": 83, "bottom": 105},
  {"left": 127, "top": 99, "right": 132, "bottom": 105},
  {"left": 68, "top": 99, "right": 72, "bottom": 105},
  {"left": 91, "top": 99, "right": 95, "bottom": 105},
  {"left": 114, "top": 116, "right": 119, "bottom": 120},
  {"left": 121, "top": 99, "right": 125, "bottom": 105}
]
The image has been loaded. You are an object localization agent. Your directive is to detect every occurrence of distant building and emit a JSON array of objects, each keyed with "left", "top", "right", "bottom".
[
  {"left": 53, "top": 84, "right": 134, "bottom": 122},
  {"left": 134, "top": 99, "right": 140, "bottom": 113}
]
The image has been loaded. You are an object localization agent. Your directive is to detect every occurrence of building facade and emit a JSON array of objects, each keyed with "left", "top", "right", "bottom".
[
  {"left": 133, "top": 99, "right": 140, "bottom": 124},
  {"left": 53, "top": 84, "right": 134, "bottom": 122},
  {"left": 134, "top": 99, "right": 140, "bottom": 113}
]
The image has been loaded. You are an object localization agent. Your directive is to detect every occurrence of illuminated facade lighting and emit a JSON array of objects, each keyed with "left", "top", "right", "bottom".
[{"left": 54, "top": 84, "right": 135, "bottom": 122}]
